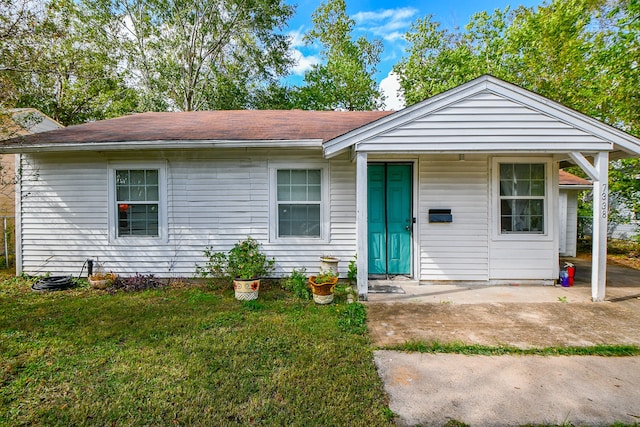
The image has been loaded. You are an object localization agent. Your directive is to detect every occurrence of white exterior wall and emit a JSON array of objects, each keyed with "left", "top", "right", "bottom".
[
  {"left": 418, "top": 154, "right": 489, "bottom": 281},
  {"left": 488, "top": 157, "right": 559, "bottom": 283},
  {"left": 415, "top": 154, "right": 558, "bottom": 283},
  {"left": 18, "top": 149, "right": 357, "bottom": 277},
  {"left": 559, "top": 189, "right": 580, "bottom": 257},
  {"left": 19, "top": 149, "right": 559, "bottom": 283}
]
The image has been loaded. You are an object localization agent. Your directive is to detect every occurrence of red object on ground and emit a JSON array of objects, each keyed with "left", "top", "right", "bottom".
[{"left": 567, "top": 265, "right": 576, "bottom": 286}]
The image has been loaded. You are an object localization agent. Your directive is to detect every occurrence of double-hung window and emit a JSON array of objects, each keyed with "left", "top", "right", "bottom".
[
  {"left": 109, "top": 163, "right": 166, "bottom": 242},
  {"left": 499, "top": 163, "right": 546, "bottom": 234},
  {"left": 276, "top": 169, "right": 322, "bottom": 238},
  {"left": 116, "top": 169, "right": 159, "bottom": 237}
]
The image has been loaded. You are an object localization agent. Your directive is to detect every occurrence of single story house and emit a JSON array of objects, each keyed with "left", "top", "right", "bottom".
[{"left": 3, "top": 75, "right": 640, "bottom": 301}]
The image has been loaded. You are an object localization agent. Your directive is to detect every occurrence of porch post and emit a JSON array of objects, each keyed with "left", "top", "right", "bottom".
[
  {"left": 591, "top": 151, "right": 609, "bottom": 302},
  {"left": 355, "top": 152, "right": 368, "bottom": 300}
]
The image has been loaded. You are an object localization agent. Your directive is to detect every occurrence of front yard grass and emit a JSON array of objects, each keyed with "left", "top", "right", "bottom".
[{"left": 0, "top": 277, "right": 394, "bottom": 426}]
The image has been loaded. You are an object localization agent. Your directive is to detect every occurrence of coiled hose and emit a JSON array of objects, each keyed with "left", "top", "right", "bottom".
[
  {"left": 30, "top": 259, "right": 92, "bottom": 292},
  {"left": 31, "top": 276, "right": 76, "bottom": 292}
]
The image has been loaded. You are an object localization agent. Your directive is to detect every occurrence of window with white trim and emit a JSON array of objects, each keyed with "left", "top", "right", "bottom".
[
  {"left": 116, "top": 169, "right": 160, "bottom": 237},
  {"left": 109, "top": 163, "right": 166, "bottom": 242},
  {"left": 499, "top": 163, "right": 546, "bottom": 234},
  {"left": 276, "top": 169, "right": 322, "bottom": 237}
]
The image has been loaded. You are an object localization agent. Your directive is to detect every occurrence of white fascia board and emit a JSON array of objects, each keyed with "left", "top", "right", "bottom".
[
  {"left": 560, "top": 184, "right": 592, "bottom": 190},
  {"left": 0, "top": 139, "right": 323, "bottom": 154}
]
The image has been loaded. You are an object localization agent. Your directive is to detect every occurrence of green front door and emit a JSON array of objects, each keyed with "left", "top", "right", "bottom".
[{"left": 367, "top": 164, "right": 412, "bottom": 275}]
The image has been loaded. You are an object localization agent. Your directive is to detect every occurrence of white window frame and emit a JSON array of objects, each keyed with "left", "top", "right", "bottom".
[
  {"left": 268, "top": 161, "right": 330, "bottom": 243},
  {"left": 108, "top": 161, "right": 168, "bottom": 244},
  {"left": 492, "top": 157, "right": 553, "bottom": 241}
]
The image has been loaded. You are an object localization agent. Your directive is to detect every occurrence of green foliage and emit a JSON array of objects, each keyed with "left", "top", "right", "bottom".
[
  {"left": 0, "top": 277, "right": 393, "bottom": 426},
  {"left": 337, "top": 302, "right": 368, "bottom": 334},
  {"left": 347, "top": 255, "right": 357, "bottom": 286},
  {"left": 294, "top": 0, "right": 383, "bottom": 110},
  {"left": 314, "top": 268, "right": 338, "bottom": 284},
  {"left": 282, "top": 268, "right": 311, "bottom": 300},
  {"left": 395, "top": 0, "right": 640, "bottom": 220},
  {"left": 85, "top": 0, "right": 295, "bottom": 112},
  {"left": 389, "top": 341, "right": 640, "bottom": 356},
  {"left": 1, "top": 0, "right": 138, "bottom": 125},
  {"left": 196, "top": 237, "right": 275, "bottom": 282}
]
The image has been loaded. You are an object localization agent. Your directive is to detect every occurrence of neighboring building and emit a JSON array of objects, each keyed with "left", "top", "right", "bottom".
[
  {"left": 2, "top": 76, "right": 639, "bottom": 301},
  {"left": 558, "top": 170, "right": 591, "bottom": 257},
  {"left": 0, "top": 109, "right": 63, "bottom": 261}
]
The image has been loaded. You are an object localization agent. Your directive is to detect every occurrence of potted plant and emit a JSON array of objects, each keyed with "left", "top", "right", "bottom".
[
  {"left": 309, "top": 268, "right": 339, "bottom": 304},
  {"left": 319, "top": 255, "right": 339, "bottom": 274},
  {"left": 196, "top": 237, "right": 275, "bottom": 301},
  {"left": 88, "top": 271, "right": 117, "bottom": 290}
]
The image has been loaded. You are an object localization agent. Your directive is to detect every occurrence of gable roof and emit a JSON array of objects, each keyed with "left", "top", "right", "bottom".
[
  {"left": 0, "top": 110, "right": 392, "bottom": 153},
  {"left": 1, "top": 108, "right": 63, "bottom": 140},
  {"left": 323, "top": 75, "right": 640, "bottom": 160}
]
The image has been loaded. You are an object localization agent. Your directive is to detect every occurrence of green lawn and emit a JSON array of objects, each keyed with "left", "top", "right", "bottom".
[{"left": 0, "top": 277, "right": 394, "bottom": 426}]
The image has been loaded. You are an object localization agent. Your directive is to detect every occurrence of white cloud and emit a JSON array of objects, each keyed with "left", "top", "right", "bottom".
[
  {"left": 379, "top": 71, "right": 405, "bottom": 111},
  {"left": 353, "top": 7, "right": 418, "bottom": 42},
  {"left": 290, "top": 48, "right": 320, "bottom": 76},
  {"left": 288, "top": 28, "right": 306, "bottom": 48},
  {"left": 286, "top": 29, "right": 321, "bottom": 76}
]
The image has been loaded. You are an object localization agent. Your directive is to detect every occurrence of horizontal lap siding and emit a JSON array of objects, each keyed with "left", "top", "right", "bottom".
[
  {"left": 489, "top": 240, "right": 557, "bottom": 280},
  {"left": 357, "top": 93, "right": 608, "bottom": 152},
  {"left": 20, "top": 156, "right": 108, "bottom": 274},
  {"left": 19, "top": 150, "right": 356, "bottom": 277},
  {"left": 418, "top": 155, "right": 489, "bottom": 281}
]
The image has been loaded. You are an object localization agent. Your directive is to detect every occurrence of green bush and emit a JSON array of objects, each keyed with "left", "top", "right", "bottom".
[{"left": 282, "top": 268, "right": 310, "bottom": 300}]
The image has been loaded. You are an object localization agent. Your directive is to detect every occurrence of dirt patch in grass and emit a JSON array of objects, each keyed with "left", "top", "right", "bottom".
[{"left": 367, "top": 300, "right": 640, "bottom": 348}]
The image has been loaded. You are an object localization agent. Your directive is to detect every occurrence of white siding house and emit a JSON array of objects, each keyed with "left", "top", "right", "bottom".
[{"left": 3, "top": 75, "right": 640, "bottom": 301}]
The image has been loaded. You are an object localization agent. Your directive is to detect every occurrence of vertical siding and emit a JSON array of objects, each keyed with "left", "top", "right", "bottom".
[
  {"left": 418, "top": 154, "right": 489, "bottom": 281},
  {"left": 19, "top": 150, "right": 356, "bottom": 278}
]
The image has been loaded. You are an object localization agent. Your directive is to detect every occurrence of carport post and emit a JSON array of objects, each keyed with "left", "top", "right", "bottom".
[
  {"left": 591, "top": 151, "right": 609, "bottom": 302},
  {"left": 356, "top": 152, "right": 368, "bottom": 300}
]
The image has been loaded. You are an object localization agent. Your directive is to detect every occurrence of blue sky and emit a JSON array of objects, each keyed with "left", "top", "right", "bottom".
[{"left": 285, "top": 0, "right": 543, "bottom": 109}]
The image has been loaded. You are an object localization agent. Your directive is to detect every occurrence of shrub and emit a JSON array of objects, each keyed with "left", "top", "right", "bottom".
[
  {"left": 196, "top": 237, "right": 275, "bottom": 282},
  {"left": 282, "top": 268, "right": 310, "bottom": 300}
]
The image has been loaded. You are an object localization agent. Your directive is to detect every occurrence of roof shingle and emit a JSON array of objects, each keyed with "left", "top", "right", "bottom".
[{"left": 2, "top": 110, "right": 394, "bottom": 147}]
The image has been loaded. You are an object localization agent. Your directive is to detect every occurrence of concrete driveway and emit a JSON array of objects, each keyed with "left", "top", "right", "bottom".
[{"left": 367, "top": 258, "right": 640, "bottom": 426}]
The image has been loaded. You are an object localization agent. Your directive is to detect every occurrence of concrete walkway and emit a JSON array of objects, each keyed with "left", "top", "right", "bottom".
[
  {"left": 367, "top": 258, "right": 640, "bottom": 426},
  {"left": 374, "top": 352, "right": 640, "bottom": 426}
]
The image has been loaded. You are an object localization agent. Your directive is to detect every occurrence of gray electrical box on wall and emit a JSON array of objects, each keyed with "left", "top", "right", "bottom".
[{"left": 429, "top": 209, "right": 452, "bottom": 223}]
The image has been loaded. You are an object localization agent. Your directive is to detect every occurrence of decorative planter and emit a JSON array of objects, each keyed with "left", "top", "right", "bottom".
[
  {"left": 319, "top": 256, "right": 339, "bottom": 274},
  {"left": 309, "top": 275, "right": 339, "bottom": 304},
  {"left": 89, "top": 279, "right": 108, "bottom": 290},
  {"left": 88, "top": 273, "right": 117, "bottom": 290},
  {"left": 234, "top": 278, "right": 260, "bottom": 301}
]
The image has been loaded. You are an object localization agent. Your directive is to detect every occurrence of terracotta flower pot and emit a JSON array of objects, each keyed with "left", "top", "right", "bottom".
[{"left": 234, "top": 278, "right": 260, "bottom": 301}]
